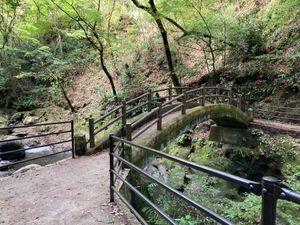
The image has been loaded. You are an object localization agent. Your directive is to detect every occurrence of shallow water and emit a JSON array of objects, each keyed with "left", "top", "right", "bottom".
[{"left": 0, "top": 146, "right": 71, "bottom": 177}]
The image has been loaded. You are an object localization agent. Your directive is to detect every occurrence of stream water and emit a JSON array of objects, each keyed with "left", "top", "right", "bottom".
[{"left": 0, "top": 146, "right": 71, "bottom": 176}]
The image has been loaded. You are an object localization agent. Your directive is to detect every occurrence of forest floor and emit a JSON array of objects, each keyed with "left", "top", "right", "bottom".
[{"left": 0, "top": 151, "right": 135, "bottom": 225}]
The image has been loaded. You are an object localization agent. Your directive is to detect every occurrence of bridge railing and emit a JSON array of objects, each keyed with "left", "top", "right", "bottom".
[
  {"left": 87, "top": 86, "right": 246, "bottom": 148},
  {"left": 109, "top": 135, "right": 300, "bottom": 225},
  {"left": 0, "top": 120, "right": 75, "bottom": 170}
]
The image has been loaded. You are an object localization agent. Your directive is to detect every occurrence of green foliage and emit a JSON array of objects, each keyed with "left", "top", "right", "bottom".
[
  {"left": 260, "top": 0, "right": 300, "bottom": 30},
  {"left": 175, "top": 215, "right": 197, "bottom": 225},
  {"left": 176, "top": 131, "right": 192, "bottom": 147},
  {"left": 228, "top": 16, "right": 265, "bottom": 60},
  {"left": 225, "top": 194, "right": 261, "bottom": 225}
]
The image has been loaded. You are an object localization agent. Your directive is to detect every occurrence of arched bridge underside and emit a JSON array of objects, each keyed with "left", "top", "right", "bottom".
[{"left": 130, "top": 103, "right": 251, "bottom": 163}]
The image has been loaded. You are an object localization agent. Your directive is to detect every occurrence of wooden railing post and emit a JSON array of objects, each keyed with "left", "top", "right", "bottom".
[
  {"left": 122, "top": 100, "right": 127, "bottom": 126},
  {"left": 245, "top": 101, "right": 250, "bottom": 111},
  {"left": 229, "top": 89, "right": 233, "bottom": 105},
  {"left": 182, "top": 90, "right": 187, "bottom": 115},
  {"left": 168, "top": 86, "right": 172, "bottom": 102},
  {"left": 157, "top": 102, "right": 162, "bottom": 130},
  {"left": 248, "top": 108, "right": 254, "bottom": 121},
  {"left": 147, "top": 90, "right": 152, "bottom": 112},
  {"left": 216, "top": 85, "right": 220, "bottom": 103},
  {"left": 202, "top": 85, "right": 206, "bottom": 106},
  {"left": 126, "top": 123, "right": 132, "bottom": 141},
  {"left": 88, "top": 115, "right": 95, "bottom": 148},
  {"left": 125, "top": 123, "right": 132, "bottom": 163},
  {"left": 238, "top": 97, "right": 242, "bottom": 110}
]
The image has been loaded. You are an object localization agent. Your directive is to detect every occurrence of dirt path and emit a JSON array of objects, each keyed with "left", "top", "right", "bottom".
[
  {"left": 0, "top": 151, "right": 134, "bottom": 225},
  {"left": 251, "top": 119, "right": 300, "bottom": 136},
  {"left": 0, "top": 109, "right": 183, "bottom": 225}
]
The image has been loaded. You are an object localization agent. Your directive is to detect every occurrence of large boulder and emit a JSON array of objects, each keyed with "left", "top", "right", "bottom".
[
  {"left": 23, "top": 116, "right": 39, "bottom": 125},
  {"left": 0, "top": 141, "right": 25, "bottom": 160},
  {"left": 9, "top": 112, "right": 24, "bottom": 125},
  {"left": 209, "top": 125, "right": 259, "bottom": 148},
  {"left": 0, "top": 114, "right": 9, "bottom": 135}
]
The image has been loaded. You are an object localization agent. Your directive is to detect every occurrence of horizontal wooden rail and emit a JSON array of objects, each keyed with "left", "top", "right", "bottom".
[
  {"left": 126, "top": 92, "right": 149, "bottom": 105},
  {"left": 94, "top": 105, "right": 122, "bottom": 124},
  {"left": 126, "top": 102, "right": 148, "bottom": 115},
  {"left": 94, "top": 116, "right": 122, "bottom": 135}
]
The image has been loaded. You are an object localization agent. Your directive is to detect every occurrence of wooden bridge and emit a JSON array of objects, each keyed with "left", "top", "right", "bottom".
[{"left": 86, "top": 85, "right": 252, "bottom": 153}]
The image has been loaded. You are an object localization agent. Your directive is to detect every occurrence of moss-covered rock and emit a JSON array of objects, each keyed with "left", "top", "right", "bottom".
[{"left": 209, "top": 125, "right": 259, "bottom": 147}]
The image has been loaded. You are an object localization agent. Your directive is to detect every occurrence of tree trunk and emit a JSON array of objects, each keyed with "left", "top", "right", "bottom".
[
  {"left": 60, "top": 84, "right": 76, "bottom": 113},
  {"left": 149, "top": 0, "right": 180, "bottom": 89},
  {"left": 99, "top": 50, "right": 117, "bottom": 96},
  {"left": 131, "top": 0, "right": 181, "bottom": 90},
  {"left": 154, "top": 18, "right": 180, "bottom": 88}
]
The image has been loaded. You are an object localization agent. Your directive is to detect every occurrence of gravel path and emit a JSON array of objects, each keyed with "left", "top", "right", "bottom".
[{"left": 0, "top": 151, "right": 133, "bottom": 225}]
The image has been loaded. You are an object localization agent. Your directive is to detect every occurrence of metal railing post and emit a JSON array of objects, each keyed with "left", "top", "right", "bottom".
[
  {"left": 126, "top": 123, "right": 132, "bottom": 141},
  {"left": 182, "top": 90, "right": 187, "bottom": 115},
  {"left": 157, "top": 102, "right": 162, "bottom": 130},
  {"left": 88, "top": 115, "right": 95, "bottom": 148},
  {"left": 147, "top": 90, "right": 152, "bottom": 112},
  {"left": 71, "top": 120, "right": 75, "bottom": 159},
  {"left": 216, "top": 85, "right": 220, "bottom": 103},
  {"left": 261, "top": 176, "right": 280, "bottom": 225},
  {"left": 122, "top": 100, "right": 127, "bottom": 126},
  {"left": 109, "top": 134, "right": 115, "bottom": 202},
  {"left": 202, "top": 86, "right": 206, "bottom": 106},
  {"left": 168, "top": 86, "right": 172, "bottom": 102}
]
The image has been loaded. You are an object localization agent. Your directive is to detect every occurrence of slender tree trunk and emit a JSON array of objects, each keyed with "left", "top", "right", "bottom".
[
  {"left": 149, "top": 0, "right": 180, "bottom": 88},
  {"left": 154, "top": 18, "right": 180, "bottom": 88},
  {"left": 131, "top": 0, "right": 181, "bottom": 89},
  {"left": 60, "top": 84, "right": 76, "bottom": 113},
  {"left": 99, "top": 49, "right": 117, "bottom": 96}
]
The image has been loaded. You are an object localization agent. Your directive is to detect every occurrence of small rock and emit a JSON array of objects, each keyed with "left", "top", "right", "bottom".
[{"left": 13, "top": 164, "right": 41, "bottom": 174}]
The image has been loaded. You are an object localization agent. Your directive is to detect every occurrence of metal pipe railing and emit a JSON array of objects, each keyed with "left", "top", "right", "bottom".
[
  {"left": 109, "top": 135, "right": 300, "bottom": 225},
  {"left": 112, "top": 152, "right": 234, "bottom": 225},
  {"left": 0, "top": 130, "right": 71, "bottom": 143},
  {"left": 0, "top": 120, "right": 75, "bottom": 169}
]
